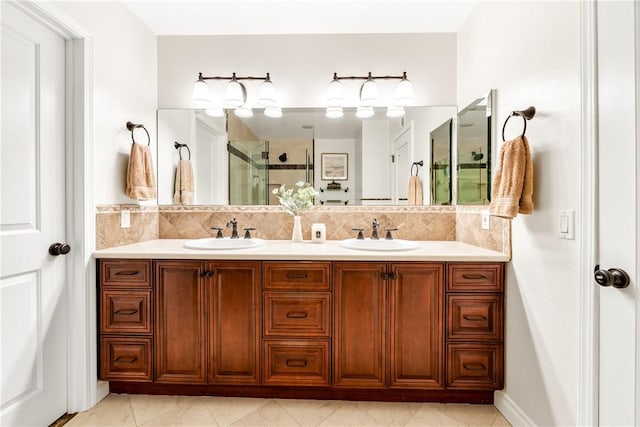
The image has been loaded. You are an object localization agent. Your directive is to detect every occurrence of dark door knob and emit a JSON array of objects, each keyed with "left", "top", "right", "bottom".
[
  {"left": 594, "top": 265, "right": 630, "bottom": 288},
  {"left": 49, "top": 243, "right": 71, "bottom": 256}
]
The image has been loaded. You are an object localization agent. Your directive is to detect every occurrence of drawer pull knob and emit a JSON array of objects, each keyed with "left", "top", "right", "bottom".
[
  {"left": 286, "top": 311, "right": 308, "bottom": 319},
  {"left": 286, "top": 359, "right": 307, "bottom": 368},
  {"left": 462, "top": 274, "right": 487, "bottom": 280},
  {"left": 463, "top": 363, "right": 487, "bottom": 371},
  {"left": 115, "top": 356, "right": 138, "bottom": 364},
  {"left": 114, "top": 270, "right": 140, "bottom": 276},
  {"left": 286, "top": 273, "right": 308, "bottom": 279},
  {"left": 463, "top": 315, "right": 488, "bottom": 321},
  {"left": 115, "top": 309, "right": 139, "bottom": 315}
]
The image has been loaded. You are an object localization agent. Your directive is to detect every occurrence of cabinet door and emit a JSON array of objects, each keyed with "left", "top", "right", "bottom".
[
  {"left": 155, "top": 261, "right": 207, "bottom": 383},
  {"left": 389, "top": 263, "right": 444, "bottom": 389},
  {"left": 208, "top": 261, "right": 261, "bottom": 384},
  {"left": 333, "top": 262, "right": 386, "bottom": 388}
]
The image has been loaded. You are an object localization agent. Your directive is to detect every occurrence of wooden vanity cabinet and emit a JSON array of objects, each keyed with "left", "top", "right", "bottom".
[
  {"left": 333, "top": 262, "right": 444, "bottom": 389},
  {"left": 262, "top": 262, "right": 331, "bottom": 386},
  {"left": 98, "top": 260, "right": 153, "bottom": 382},
  {"left": 153, "top": 260, "right": 260, "bottom": 385},
  {"left": 445, "top": 263, "right": 504, "bottom": 390}
]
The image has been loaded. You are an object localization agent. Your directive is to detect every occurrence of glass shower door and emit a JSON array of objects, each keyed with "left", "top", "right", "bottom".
[{"left": 228, "top": 140, "right": 269, "bottom": 205}]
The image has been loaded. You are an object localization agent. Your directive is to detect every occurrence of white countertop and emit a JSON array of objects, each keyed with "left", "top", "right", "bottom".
[{"left": 93, "top": 239, "right": 509, "bottom": 262}]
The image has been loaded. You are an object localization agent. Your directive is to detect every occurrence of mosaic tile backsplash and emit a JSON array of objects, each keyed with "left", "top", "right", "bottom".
[{"left": 96, "top": 205, "right": 510, "bottom": 256}]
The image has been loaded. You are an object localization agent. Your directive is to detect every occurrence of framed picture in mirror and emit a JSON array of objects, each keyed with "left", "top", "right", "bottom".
[{"left": 321, "top": 153, "right": 348, "bottom": 180}]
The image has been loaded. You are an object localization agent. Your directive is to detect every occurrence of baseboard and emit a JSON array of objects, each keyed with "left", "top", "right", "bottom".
[
  {"left": 96, "top": 380, "right": 109, "bottom": 403},
  {"left": 494, "top": 391, "right": 536, "bottom": 427}
]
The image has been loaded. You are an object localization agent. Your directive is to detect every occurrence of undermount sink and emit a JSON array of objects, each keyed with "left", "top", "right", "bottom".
[
  {"left": 184, "top": 237, "right": 265, "bottom": 250},
  {"left": 339, "top": 238, "right": 420, "bottom": 252}
]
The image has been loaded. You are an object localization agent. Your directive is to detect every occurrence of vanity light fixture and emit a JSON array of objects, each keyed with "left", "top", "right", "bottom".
[
  {"left": 325, "top": 71, "right": 415, "bottom": 119},
  {"left": 191, "top": 72, "right": 281, "bottom": 118}
]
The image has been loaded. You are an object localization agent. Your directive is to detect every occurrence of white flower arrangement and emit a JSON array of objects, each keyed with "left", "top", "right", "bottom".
[{"left": 272, "top": 181, "right": 319, "bottom": 216}]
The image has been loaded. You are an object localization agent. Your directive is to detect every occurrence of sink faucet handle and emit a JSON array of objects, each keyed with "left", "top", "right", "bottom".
[
  {"left": 371, "top": 218, "right": 380, "bottom": 240},
  {"left": 384, "top": 227, "right": 398, "bottom": 240},
  {"left": 211, "top": 226, "right": 224, "bottom": 239},
  {"left": 351, "top": 228, "right": 365, "bottom": 240},
  {"left": 243, "top": 227, "right": 256, "bottom": 239}
]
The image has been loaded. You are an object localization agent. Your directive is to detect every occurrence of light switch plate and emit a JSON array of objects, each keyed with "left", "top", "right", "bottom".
[
  {"left": 481, "top": 210, "right": 490, "bottom": 230},
  {"left": 121, "top": 209, "right": 131, "bottom": 229},
  {"left": 558, "top": 210, "right": 574, "bottom": 239}
]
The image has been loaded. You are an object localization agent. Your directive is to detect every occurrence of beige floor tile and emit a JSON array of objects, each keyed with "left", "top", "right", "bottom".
[
  {"left": 404, "top": 402, "right": 462, "bottom": 426},
  {"left": 137, "top": 398, "right": 218, "bottom": 426},
  {"left": 316, "top": 402, "right": 386, "bottom": 427},
  {"left": 354, "top": 401, "right": 421, "bottom": 426},
  {"left": 202, "top": 396, "right": 270, "bottom": 427},
  {"left": 129, "top": 394, "right": 198, "bottom": 426},
  {"left": 231, "top": 399, "right": 301, "bottom": 426},
  {"left": 65, "top": 394, "right": 136, "bottom": 427},
  {"left": 275, "top": 398, "right": 343, "bottom": 427},
  {"left": 492, "top": 411, "right": 511, "bottom": 426},
  {"left": 439, "top": 403, "right": 500, "bottom": 426}
]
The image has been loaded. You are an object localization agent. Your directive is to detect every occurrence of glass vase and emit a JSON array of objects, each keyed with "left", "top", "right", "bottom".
[{"left": 291, "top": 215, "right": 303, "bottom": 242}]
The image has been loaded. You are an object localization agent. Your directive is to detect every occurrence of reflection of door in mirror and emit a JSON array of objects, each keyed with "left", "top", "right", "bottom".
[
  {"left": 393, "top": 125, "right": 412, "bottom": 205},
  {"left": 457, "top": 92, "right": 494, "bottom": 205},
  {"left": 430, "top": 119, "right": 452, "bottom": 205}
]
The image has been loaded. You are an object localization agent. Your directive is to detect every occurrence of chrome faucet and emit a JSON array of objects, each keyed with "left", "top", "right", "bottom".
[
  {"left": 226, "top": 218, "right": 239, "bottom": 239},
  {"left": 371, "top": 218, "right": 380, "bottom": 240}
]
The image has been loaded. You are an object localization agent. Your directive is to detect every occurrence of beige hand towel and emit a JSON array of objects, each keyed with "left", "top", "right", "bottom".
[
  {"left": 489, "top": 135, "right": 534, "bottom": 218},
  {"left": 173, "top": 159, "right": 194, "bottom": 204},
  {"left": 408, "top": 175, "right": 423, "bottom": 205},
  {"left": 126, "top": 142, "right": 156, "bottom": 200}
]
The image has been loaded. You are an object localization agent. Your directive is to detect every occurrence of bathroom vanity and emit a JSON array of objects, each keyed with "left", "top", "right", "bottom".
[{"left": 95, "top": 240, "right": 506, "bottom": 403}]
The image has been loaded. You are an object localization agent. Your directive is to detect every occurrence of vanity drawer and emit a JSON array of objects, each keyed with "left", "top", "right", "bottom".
[
  {"left": 263, "top": 340, "right": 330, "bottom": 386},
  {"left": 264, "top": 293, "right": 330, "bottom": 338},
  {"left": 101, "top": 290, "right": 152, "bottom": 334},
  {"left": 447, "top": 294, "right": 502, "bottom": 341},
  {"left": 100, "top": 336, "right": 152, "bottom": 382},
  {"left": 100, "top": 260, "right": 151, "bottom": 288},
  {"left": 263, "top": 262, "right": 331, "bottom": 291},
  {"left": 447, "top": 263, "right": 503, "bottom": 292},
  {"left": 446, "top": 343, "right": 503, "bottom": 390}
]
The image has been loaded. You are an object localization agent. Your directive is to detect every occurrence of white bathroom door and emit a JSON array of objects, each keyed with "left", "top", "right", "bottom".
[
  {"left": 596, "top": 1, "right": 639, "bottom": 425},
  {"left": 1, "top": 3, "right": 68, "bottom": 426}
]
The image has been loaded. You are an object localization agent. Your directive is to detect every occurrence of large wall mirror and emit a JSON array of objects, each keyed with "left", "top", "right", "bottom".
[
  {"left": 156, "top": 94, "right": 493, "bottom": 207},
  {"left": 456, "top": 90, "right": 495, "bottom": 205}
]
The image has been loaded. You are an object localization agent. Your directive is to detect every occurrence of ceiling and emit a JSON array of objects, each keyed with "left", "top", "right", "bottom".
[{"left": 122, "top": 0, "right": 479, "bottom": 35}]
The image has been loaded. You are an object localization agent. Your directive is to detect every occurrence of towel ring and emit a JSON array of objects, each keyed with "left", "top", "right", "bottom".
[
  {"left": 411, "top": 160, "right": 423, "bottom": 176},
  {"left": 126, "top": 121, "right": 150, "bottom": 146},
  {"left": 501, "top": 106, "right": 536, "bottom": 141},
  {"left": 174, "top": 141, "right": 191, "bottom": 160}
]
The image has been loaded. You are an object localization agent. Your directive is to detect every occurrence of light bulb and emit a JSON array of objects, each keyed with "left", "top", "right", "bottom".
[
  {"left": 204, "top": 107, "right": 224, "bottom": 117},
  {"left": 327, "top": 75, "right": 343, "bottom": 107},
  {"left": 225, "top": 78, "right": 246, "bottom": 108},
  {"left": 234, "top": 104, "right": 253, "bottom": 118},
  {"left": 258, "top": 75, "right": 277, "bottom": 107},
  {"left": 192, "top": 76, "right": 210, "bottom": 107},
  {"left": 359, "top": 75, "right": 379, "bottom": 107},
  {"left": 264, "top": 106, "right": 282, "bottom": 118},
  {"left": 394, "top": 72, "right": 415, "bottom": 106},
  {"left": 325, "top": 106, "right": 344, "bottom": 119},
  {"left": 356, "top": 105, "right": 375, "bottom": 119},
  {"left": 386, "top": 105, "right": 405, "bottom": 118}
]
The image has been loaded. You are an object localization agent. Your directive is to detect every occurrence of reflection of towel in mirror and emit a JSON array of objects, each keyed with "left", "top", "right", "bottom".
[
  {"left": 126, "top": 142, "right": 157, "bottom": 200},
  {"left": 408, "top": 175, "right": 423, "bottom": 205},
  {"left": 173, "top": 159, "right": 194, "bottom": 204},
  {"left": 489, "top": 135, "right": 533, "bottom": 218}
]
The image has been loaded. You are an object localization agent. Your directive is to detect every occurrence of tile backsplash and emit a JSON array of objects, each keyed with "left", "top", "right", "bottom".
[{"left": 96, "top": 205, "right": 510, "bottom": 257}]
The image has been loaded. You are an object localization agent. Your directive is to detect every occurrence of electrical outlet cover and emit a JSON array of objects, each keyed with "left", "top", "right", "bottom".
[{"left": 481, "top": 210, "right": 490, "bottom": 230}]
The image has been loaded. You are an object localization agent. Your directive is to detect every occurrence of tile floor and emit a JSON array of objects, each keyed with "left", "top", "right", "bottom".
[{"left": 65, "top": 394, "right": 511, "bottom": 426}]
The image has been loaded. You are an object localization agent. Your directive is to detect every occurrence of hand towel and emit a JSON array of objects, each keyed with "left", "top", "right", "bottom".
[
  {"left": 489, "top": 135, "right": 534, "bottom": 218},
  {"left": 408, "top": 175, "right": 423, "bottom": 205},
  {"left": 173, "top": 159, "right": 194, "bottom": 204},
  {"left": 126, "top": 142, "right": 156, "bottom": 200}
]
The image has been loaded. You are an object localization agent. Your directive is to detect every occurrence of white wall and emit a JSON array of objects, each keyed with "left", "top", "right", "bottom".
[
  {"left": 157, "top": 33, "right": 456, "bottom": 109},
  {"left": 53, "top": 1, "right": 157, "bottom": 205},
  {"left": 458, "top": 2, "right": 581, "bottom": 425}
]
